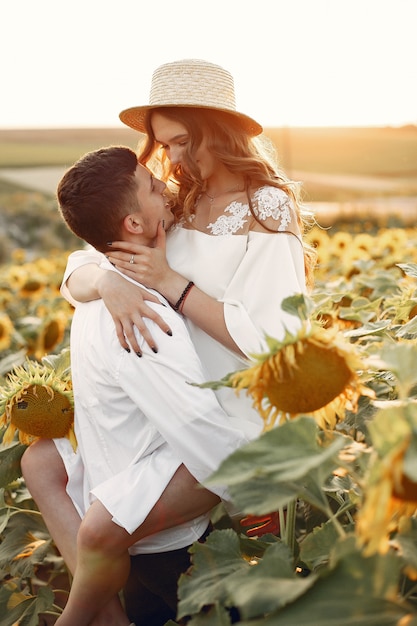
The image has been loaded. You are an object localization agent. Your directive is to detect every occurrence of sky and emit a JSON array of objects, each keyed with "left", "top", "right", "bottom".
[{"left": 2, "top": 0, "right": 417, "bottom": 129}]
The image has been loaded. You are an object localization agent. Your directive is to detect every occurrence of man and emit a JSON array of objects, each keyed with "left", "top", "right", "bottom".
[{"left": 22, "top": 145, "right": 256, "bottom": 626}]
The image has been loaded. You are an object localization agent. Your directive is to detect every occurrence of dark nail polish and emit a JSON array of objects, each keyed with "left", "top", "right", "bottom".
[
  {"left": 166, "top": 330, "right": 172, "bottom": 336},
  {"left": 136, "top": 351, "right": 142, "bottom": 358},
  {"left": 125, "top": 347, "right": 131, "bottom": 353},
  {"left": 152, "top": 347, "right": 158, "bottom": 354}
]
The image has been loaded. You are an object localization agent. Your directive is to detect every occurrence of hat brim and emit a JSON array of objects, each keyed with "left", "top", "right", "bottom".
[{"left": 119, "top": 104, "right": 263, "bottom": 137}]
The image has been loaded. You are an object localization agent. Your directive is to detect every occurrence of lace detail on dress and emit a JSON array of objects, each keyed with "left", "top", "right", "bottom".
[
  {"left": 252, "top": 186, "right": 292, "bottom": 231},
  {"left": 207, "top": 201, "right": 250, "bottom": 235},
  {"left": 206, "top": 186, "right": 293, "bottom": 235}
]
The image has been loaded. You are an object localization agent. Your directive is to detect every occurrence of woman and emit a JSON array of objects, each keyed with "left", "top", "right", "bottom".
[
  {"left": 28, "top": 59, "right": 315, "bottom": 626},
  {"left": 64, "top": 58, "right": 316, "bottom": 429}
]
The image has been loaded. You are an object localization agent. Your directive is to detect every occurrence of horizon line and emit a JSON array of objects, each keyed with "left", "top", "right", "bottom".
[{"left": 1, "top": 122, "right": 416, "bottom": 131}]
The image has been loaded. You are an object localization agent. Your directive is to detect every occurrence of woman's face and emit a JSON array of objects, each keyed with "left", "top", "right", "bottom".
[{"left": 150, "top": 111, "right": 216, "bottom": 180}]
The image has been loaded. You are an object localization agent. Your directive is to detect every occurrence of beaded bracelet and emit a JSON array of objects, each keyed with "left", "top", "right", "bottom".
[
  {"left": 173, "top": 281, "right": 194, "bottom": 312},
  {"left": 179, "top": 283, "right": 195, "bottom": 312}
]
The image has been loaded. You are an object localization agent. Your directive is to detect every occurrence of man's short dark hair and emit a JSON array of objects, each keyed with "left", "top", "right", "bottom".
[{"left": 57, "top": 146, "right": 139, "bottom": 251}]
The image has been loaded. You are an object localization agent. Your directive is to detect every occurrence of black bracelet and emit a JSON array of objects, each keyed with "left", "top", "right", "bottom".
[{"left": 173, "top": 281, "right": 194, "bottom": 312}]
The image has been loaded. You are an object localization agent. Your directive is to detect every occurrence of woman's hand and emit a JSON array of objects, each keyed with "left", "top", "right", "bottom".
[
  {"left": 107, "top": 222, "right": 173, "bottom": 293},
  {"left": 97, "top": 271, "right": 172, "bottom": 355}
]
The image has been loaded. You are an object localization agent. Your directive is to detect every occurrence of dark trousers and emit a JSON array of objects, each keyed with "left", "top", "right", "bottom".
[{"left": 124, "top": 526, "right": 211, "bottom": 626}]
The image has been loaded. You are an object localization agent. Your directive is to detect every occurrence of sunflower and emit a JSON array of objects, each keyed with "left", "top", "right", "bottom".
[
  {"left": 25, "top": 311, "right": 68, "bottom": 361},
  {"left": 305, "top": 227, "right": 331, "bottom": 257},
  {"left": 19, "top": 275, "right": 46, "bottom": 299},
  {"left": 228, "top": 323, "right": 372, "bottom": 430},
  {"left": 0, "top": 350, "right": 76, "bottom": 449},
  {"left": 330, "top": 231, "right": 353, "bottom": 255},
  {"left": 0, "top": 312, "right": 14, "bottom": 351},
  {"left": 5, "top": 265, "right": 27, "bottom": 290},
  {"left": 352, "top": 233, "right": 375, "bottom": 255},
  {"left": 377, "top": 228, "right": 408, "bottom": 257},
  {"left": 355, "top": 402, "right": 417, "bottom": 557},
  {"left": 11, "top": 248, "right": 27, "bottom": 264}
]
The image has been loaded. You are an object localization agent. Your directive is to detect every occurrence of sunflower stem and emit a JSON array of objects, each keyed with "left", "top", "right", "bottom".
[
  {"left": 278, "top": 506, "right": 286, "bottom": 538},
  {"left": 284, "top": 499, "right": 297, "bottom": 556},
  {"left": 325, "top": 503, "right": 346, "bottom": 538}
]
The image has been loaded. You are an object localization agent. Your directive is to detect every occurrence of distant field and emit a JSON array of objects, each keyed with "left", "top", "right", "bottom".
[
  {"left": 0, "top": 127, "right": 140, "bottom": 168},
  {"left": 1, "top": 126, "right": 416, "bottom": 203},
  {"left": 1, "top": 125, "right": 416, "bottom": 176},
  {"left": 266, "top": 125, "right": 417, "bottom": 178}
]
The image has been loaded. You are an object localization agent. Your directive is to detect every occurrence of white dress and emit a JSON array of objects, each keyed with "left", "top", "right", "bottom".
[
  {"left": 61, "top": 185, "right": 307, "bottom": 427},
  {"left": 58, "top": 186, "right": 307, "bottom": 552},
  {"left": 165, "top": 186, "right": 307, "bottom": 420}
]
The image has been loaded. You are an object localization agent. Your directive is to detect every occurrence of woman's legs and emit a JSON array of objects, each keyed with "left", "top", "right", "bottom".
[
  {"left": 21, "top": 439, "right": 80, "bottom": 572},
  {"left": 55, "top": 465, "right": 219, "bottom": 625},
  {"left": 23, "top": 443, "right": 220, "bottom": 626},
  {"left": 21, "top": 440, "right": 131, "bottom": 626}
]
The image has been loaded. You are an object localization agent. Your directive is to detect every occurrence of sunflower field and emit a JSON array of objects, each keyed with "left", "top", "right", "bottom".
[{"left": 3, "top": 206, "right": 417, "bottom": 624}]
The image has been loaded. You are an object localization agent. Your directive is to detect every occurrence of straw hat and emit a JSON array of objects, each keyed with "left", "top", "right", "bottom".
[{"left": 119, "top": 59, "right": 263, "bottom": 137}]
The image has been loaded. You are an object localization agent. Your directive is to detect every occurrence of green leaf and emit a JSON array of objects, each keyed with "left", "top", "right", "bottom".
[
  {"left": 205, "top": 417, "right": 348, "bottom": 514},
  {"left": 0, "top": 525, "right": 52, "bottom": 579},
  {"left": 226, "top": 542, "right": 317, "bottom": 620},
  {"left": 395, "top": 314, "right": 417, "bottom": 339},
  {"left": 237, "top": 533, "right": 279, "bottom": 560},
  {"left": 299, "top": 520, "right": 341, "bottom": 570},
  {"left": 0, "top": 579, "right": 18, "bottom": 625},
  {"left": 397, "top": 263, "right": 417, "bottom": 278},
  {"left": 0, "top": 349, "right": 27, "bottom": 377},
  {"left": 177, "top": 529, "right": 247, "bottom": 619},
  {"left": 0, "top": 442, "right": 26, "bottom": 488},
  {"left": 373, "top": 343, "right": 417, "bottom": 397},
  {"left": 344, "top": 320, "right": 391, "bottom": 338},
  {"left": 353, "top": 270, "right": 403, "bottom": 300},
  {"left": 395, "top": 516, "right": 417, "bottom": 575},
  {"left": 280, "top": 293, "right": 314, "bottom": 321},
  {"left": 178, "top": 531, "right": 317, "bottom": 623},
  {"left": 0, "top": 585, "right": 55, "bottom": 626},
  {"left": 238, "top": 539, "right": 410, "bottom": 625},
  {"left": 41, "top": 347, "right": 71, "bottom": 379},
  {"left": 403, "top": 432, "right": 417, "bottom": 482},
  {"left": 187, "top": 604, "right": 232, "bottom": 625},
  {"left": 0, "top": 506, "right": 12, "bottom": 534}
]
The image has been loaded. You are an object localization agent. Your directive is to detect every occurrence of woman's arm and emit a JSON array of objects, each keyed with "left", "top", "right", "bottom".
[
  {"left": 106, "top": 227, "right": 245, "bottom": 356},
  {"left": 151, "top": 269, "right": 245, "bottom": 355},
  {"left": 62, "top": 251, "right": 172, "bottom": 354},
  {"left": 107, "top": 219, "right": 306, "bottom": 358},
  {"left": 66, "top": 263, "right": 104, "bottom": 302}
]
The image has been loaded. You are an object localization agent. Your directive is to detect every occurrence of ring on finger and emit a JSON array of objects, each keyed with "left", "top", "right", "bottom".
[{"left": 129, "top": 254, "right": 135, "bottom": 265}]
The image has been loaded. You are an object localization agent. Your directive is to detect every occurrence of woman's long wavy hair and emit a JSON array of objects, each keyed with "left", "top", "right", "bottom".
[{"left": 137, "top": 107, "right": 317, "bottom": 288}]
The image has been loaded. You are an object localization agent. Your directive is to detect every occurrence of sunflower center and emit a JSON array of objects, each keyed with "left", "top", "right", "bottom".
[
  {"left": 10, "top": 384, "right": 74, "bottom": 438},
  {"left": 393, "top": 473, "right": 417, "bottom": 504},
  {"left": 264, "top": 341, "right": 353, "bottom": 414},
  {"left": 22, "top": 279, "right": 42, "bottom": 292},
  {"left": 43, "top": 320, "right": 62, "bottom": 351}
]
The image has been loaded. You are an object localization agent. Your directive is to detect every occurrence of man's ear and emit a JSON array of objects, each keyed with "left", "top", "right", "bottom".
[{"left": 124, "top": 213, "right": 144, "bottom": 234}]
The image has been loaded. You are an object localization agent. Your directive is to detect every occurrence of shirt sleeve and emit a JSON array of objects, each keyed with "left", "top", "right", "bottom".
[
  {"left": 60, "top": 247, "right": 107, "bottom": 307},
  {"left": 222, "top": 232, "right": 307, "bottom": 357}
]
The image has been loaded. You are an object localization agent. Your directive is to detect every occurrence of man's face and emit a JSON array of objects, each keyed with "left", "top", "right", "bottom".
[{"left": 134, "top": 164, "right": 174, "bottom": 240}]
